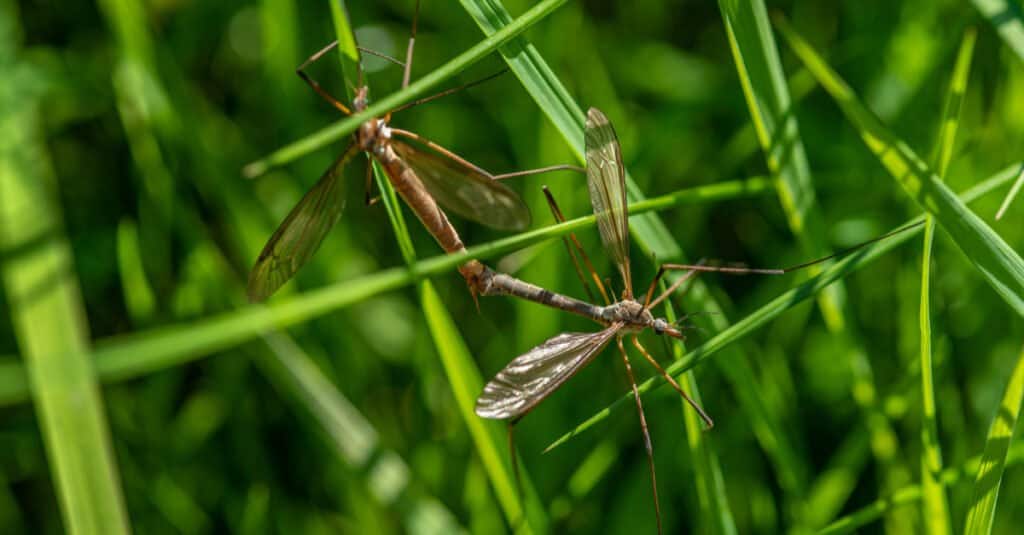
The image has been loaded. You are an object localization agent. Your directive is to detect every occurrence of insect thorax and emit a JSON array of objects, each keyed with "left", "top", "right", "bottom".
[
  {"left": 602, "top": 299, "right": 654, "bottom": 330},
  {"left": 356, "top": 119, "right": 392, "bottom": 156}
]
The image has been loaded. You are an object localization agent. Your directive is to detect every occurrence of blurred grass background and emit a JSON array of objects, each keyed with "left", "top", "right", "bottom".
[{"left": 2, "top": 0, "right": 1024, "bottom": 533}]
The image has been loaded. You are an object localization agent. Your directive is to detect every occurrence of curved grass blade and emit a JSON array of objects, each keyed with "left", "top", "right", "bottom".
[
  {"left": 773, "top": 14, "right": 1024, "bottom": 318},
  {"left": 0, "top": 178, "right": 771, "bottom": 407},
  {"left": 919, "top": 26, "right": 976, "bottom": 535},
  {"left": 543, "top": 161, "right": 1024, "bottom": 452},
  {"left": 0, "top": 10, "right": 131, "bottom": 530},
  {"left": 243, "top": 0, "right": 569, "bottom": 178},
  {"left": 963, "top": 344, "right": 1024, "bottom": 535}
]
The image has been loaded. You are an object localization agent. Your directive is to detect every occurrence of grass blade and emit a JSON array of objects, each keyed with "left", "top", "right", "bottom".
[
  {"left": 773, "top": 15, "right": 1024, "bottom": 318},
  {"left": 963, "top": 344, "right": 1024, "bottom": 535},
  {"left": 919, "top": 26, "right": 977, "bottom": 535},
  {"left": 543, "top": 160, "right": 1023, "bottom": 451},
  {"left": 661, "top": 297, "right": 737, "bottom": 535},
  {"left": 242, "top": 0, "right": 569, "bottom": 178},
  {"left": 994, "top": 164, "right": 1024, "bottom": 220},
  {"left": 0, "top": 7, "right": 131, "bottom": 531},
  {"left": 717, "top": 0, "right": 845, "bottom": 330}
]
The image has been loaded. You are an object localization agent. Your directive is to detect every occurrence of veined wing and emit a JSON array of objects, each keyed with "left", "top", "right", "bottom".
[
  {"left": 391, "top": 138, "right": 530, "bottom": 231},
  {"left": 585, "top": 107, "right": 632, "bottom": 296},
  {"left": 475, "top": 326, "right": 621, "bottom": 420},
  {"left": 247, "top": 143, "right": 358, "bottom": 302}
]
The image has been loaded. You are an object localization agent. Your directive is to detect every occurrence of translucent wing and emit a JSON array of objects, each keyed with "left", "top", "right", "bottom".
[
  {"left": 247, "top": 143, "right": 359, "bottom": 302},
  {"left": 475, "top": 326, "right": 620, "bottom": 420},
  {"left": 391, "top": 139, "right": 530, "bottom": 231},
  {"left": 585, "top": 107, "right": 632, "bottom": 295}
]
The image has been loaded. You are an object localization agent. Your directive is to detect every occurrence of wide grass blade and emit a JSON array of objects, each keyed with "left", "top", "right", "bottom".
[
  {"left": 0, "top": 8, "right": 131, "bottom": 532},
  {"left": 543, "top": 161, "right": 1023, "bottom": 451},
  {"left": 242, "top": 0, "right": 569, "bottom": 178},
  {"left": 773, "top": 15, "right": 1024, "bottom": 318},
  {"left": 963, "top": 344, "right": 1024, "bottom": 535},
  {"left": 919, "top": 26, "right": 976, "bottom": 535}
]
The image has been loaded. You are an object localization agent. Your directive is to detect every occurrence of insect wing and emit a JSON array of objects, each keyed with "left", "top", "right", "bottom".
[
  {"left": 391, "top": 140, "right": 530, "bottom": 231},
  {"left": 585, "top": 107, "right": 632, "bottom": 294},
  {"left": 247, "top": 143, "right": 358, "bottom": 302},
  {"left": 475, "top": 326, "right": 620, "bottom": 420}
]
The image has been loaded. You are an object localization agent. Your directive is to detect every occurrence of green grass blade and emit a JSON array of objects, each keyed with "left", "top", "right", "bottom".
[
  {"left": 420, "top": 284, "right": 547, "bottom": 533},
  {"left": 543, "top": 160, "right": 1023, "bottom": 451},
  {"left": 717, "top": 0, "right": 845, "bottom": 330},
  {"left": 972, "top": 0, "right": 1024, "bottom": 63},
  {"left": 817, "top": 439, "right": 1024, "bottom": 535},
  {"left": 963, "top": 344, "right": 1024, "bottom": 535},
  {"left": 995, "top": 164, "right": 1024, "bottom": 220},
  {"left": 661, "top": 297, "right": 737, "bottom": 535},
  {"left": 460, "top": 0, "right": 810, "bottom": 499},
  {"left": 919, "top": 26, "right": 976, "bottom": 535},
  {"left": 774, "top": 15, "right": 1024, "bottom": 318},
  {"left": 242, "top": 0, "right": 568, "bottom": 178},
  {"left": 0, "top": 10, "right": 131, "bottom": 532},
  {"left": 0, "top": 177, "right": 769, "bottom": 406}
]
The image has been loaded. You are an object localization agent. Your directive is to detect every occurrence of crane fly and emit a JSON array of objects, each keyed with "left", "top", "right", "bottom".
[
  {"left": 247, "top": 1, "right": 579, "bottom": 302},
  {"left": 471, "top": 107, "right": 923, "bottom": 533}
]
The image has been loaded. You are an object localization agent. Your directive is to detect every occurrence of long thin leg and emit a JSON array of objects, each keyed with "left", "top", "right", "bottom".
[
  {"left": 297, "top": 40, "right": 352, "bottom": 115},
  {"left": 390, "top": 128, "right": 583, "bottom": 183},
  {"left": 632, "top": 336, "right": 713, "bottom": 429},
  {"left": 618, "top": 337, "right": 662, "bottom": 535},
  {"left": 363, "top": 162, "right": 380, "bottom": 206},
  {"left": 357, "top": 46, "right": 405, "bottom": 67},
  {"left": 390, "top": 69, "right": 510, "bottom": 115},
  {"left": 644, "top": 264, "right": 703, "bottom": 309},
  {"left": 542, "top": 186, "right": 609, "bottom": 305},
  {"left": 644, "top": 220, "right": 927, "bottom": 306},
  {"left": 493, "top": 164, "right": 585, "bottom": 180},
  {"left": 402, "top": 0, "right": 421, "bottom": 90}
]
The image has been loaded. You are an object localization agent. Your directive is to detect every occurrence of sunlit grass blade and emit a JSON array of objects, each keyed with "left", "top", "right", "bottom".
[
  {"left": 995, "top": 164, "right": 1024, "bottom": 220},
  {"left": 773, "top": 15, "right": 1024, "bottom": 318},
  {"left": 543, "top": 161, "right": 1024, "bottom": 451},
  {"left": 717, "top": 0, "right": 845, "bottom": 330},
  {"left": 0, "top": 178, "right": 770, "bottom": 406},
  {"left": 963, "top": 345, "right": 1024, "bottom": 535},
  {"left": 661, "top": 297, "right": 737, "bottom": 535},
  {"left": 816, "top": 439, "right": 1024, "bottom": 535},
  {"left": 971, "top": 0, "right": 1024, "bottom": 63},
  {"left": 0, "top": 14, "right": 131, "bottom": 531},
  {"left": 421, "top": 284, "right": 547, "bottom": 533},
  {"left": 919, "top": 26, "right": 976, "bottom": 535},
  {"left": 461, "top": 0, "right": 809, "bottom": 499},
  {"left": 242, "top": 0, "right": 568, "bottom": 178}
]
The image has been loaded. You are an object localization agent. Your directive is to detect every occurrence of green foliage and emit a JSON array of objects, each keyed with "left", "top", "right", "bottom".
[{"left": 3, "top": 1, "right": 1024, "bottom": 534}]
